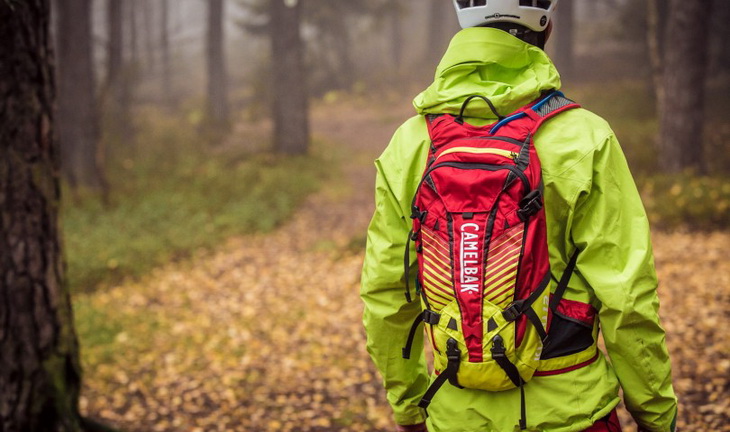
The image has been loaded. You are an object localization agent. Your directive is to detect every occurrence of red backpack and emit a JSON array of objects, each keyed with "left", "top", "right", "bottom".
[{"left": 402, "top": 91, "right": 580, "bottom": 429}]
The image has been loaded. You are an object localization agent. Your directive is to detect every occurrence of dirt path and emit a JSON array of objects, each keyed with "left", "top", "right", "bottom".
[
  {"left": 79, "top": 99, "right": 729, "bottom": 432},
  {"left": 78, "top": 97, "right": 414, "bottom": 432}
]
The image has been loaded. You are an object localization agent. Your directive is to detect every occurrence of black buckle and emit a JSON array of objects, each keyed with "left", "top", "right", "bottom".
[
  {"left": 490, "top": 335, "right": 506, "bottom": 358},
  {"left": 446, "top": 338, "right": 461, "bottom": 362},
  {"left": 518, "top": 189, "right": 543, "bottom": 221},
  {"left": 410, "top": 206, "right": 428, "bottom": 221},
  {"left": 502, "top": 301, "right": 524, "bottom": 322},
  {"left": 410, "top": 205, "right": 419, "bottom": 219},
  {"left": 423, "top": 310, "right": 441, "bottom": 325},
  {"left": 444, "top": 338, "right": 463, "bottom": 388}
]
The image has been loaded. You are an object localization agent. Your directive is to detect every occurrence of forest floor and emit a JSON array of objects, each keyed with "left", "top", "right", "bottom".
[{"left": 78, "top": 95, "right": 729, "bottom": 431}]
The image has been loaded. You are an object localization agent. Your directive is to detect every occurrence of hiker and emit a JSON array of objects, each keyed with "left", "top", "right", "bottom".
[{"left": 360, "top": 1, "right": 678, "bottom": 431}]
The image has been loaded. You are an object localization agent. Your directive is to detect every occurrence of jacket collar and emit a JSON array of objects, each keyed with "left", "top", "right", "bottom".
[{"left": 414, "top": 27, "right": 561, "bottom": 120}]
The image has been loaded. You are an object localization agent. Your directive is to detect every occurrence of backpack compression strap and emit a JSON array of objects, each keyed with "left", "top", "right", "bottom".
[{"left": 417, "top": 338, "right": 462, "bottom": 409}]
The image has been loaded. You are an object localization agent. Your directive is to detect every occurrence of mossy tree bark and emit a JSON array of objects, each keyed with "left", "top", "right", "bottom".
[{"left": 0, "top": 1, "right": 83, "bottom": 431}]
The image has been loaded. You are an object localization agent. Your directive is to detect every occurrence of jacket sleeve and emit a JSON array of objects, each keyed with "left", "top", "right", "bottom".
[
  {"left": 361, "top": 139, "right": 429, "bottom": 426},
  {"left": 570, "top": 134, "right": 678, "bottom": 431}
]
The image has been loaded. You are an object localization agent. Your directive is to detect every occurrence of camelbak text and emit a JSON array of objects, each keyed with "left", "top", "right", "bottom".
[{"left": 459, "top": 223, "right": 481, "bottom": 294}]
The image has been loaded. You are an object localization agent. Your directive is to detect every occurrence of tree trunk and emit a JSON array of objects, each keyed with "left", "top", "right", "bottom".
[
  {"left": 270, "top": 0, "right": 309, "bottom": 155},
  {"left": 128, "top": 0, "right": 139, "bottom": 66},
  {"left": 647, "top": 0, "right": 670, "bottom": 110},
  {"left": 206, "top": 0, "right": 229, "bottom": 126},
  {"left": 425, "top": 0, "right": 455, "bottom": 68},
  {"left": 143, "top": 0, "right": 155, "bottom": 73},
  {"left": 107, "top": 0, "right": 123, "bottom": 92},
  {"left": 391, "top": 0, "right": 404, "bottom": 75},
  {"left": 333, "top": 17, "right": 355, "bottom": 90},
  {"left": 160, "top": 0, "right": 172, "bottom": 105},
  {"left": 711, "top": 0, "right": 730, "bottom": 73},
  {"left": 584, "top": 0, "right": 597, "bottom": 16},
  {"left": 554, "top": 0, "right": 575, "bottom": 79},
  {"left": 106, "top": 0, "right": 132, "bottom": 143},
  {"left": 56, "top": 0, "right": 108, "bottom": 194},
  {"left": 658, "top": 0, "right": 713, "bottom": 173},
  {"left": 0, "top": 1, "right": 83, "bottom": 431}
]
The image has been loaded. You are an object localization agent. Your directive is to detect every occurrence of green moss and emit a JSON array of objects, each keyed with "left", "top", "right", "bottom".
[{"left": 41, "top": 354, "right": 82, "bottom": 431}]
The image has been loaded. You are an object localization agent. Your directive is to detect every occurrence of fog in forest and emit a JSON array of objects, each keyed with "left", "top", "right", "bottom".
[{"left": 1, "top": 0, "right": 728, "bottom": 431}]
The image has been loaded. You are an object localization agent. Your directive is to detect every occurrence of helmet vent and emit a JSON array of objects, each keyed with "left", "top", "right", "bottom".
[
  {"left": 519, "top": 0, "right": 551, "bottom": 10},
  {"left": 456, "top": 0, "right": 487, "bottom": 8}
]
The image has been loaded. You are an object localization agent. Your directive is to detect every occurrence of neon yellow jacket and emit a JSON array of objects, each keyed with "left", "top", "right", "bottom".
[{"left": 360, "top": 28, "right": 677, "bottom": 432}]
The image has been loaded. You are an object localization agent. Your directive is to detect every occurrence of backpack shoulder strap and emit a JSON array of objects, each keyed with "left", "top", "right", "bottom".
[
  {"left": 424, "top": 113, "right": 466, "bottom": 150},
  {"left": 422, "top": 91, "right": 579, "bottom": 161},
  {"left": 525, "top": 91, "right": 580, "bottom": 130},
  {"left": 549, "top": 249, "right": 580, "bottom": 312},
  {"left": 490, "top": 91, "right": 580, "bottom": 136}
]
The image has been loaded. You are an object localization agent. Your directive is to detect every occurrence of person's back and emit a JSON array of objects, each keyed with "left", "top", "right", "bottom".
[{"left": 360, "top": 1, "right": 677, "bottom": 431}]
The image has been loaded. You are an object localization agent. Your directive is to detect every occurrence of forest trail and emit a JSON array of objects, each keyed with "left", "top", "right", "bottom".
[{"left": 79, "top": 98, "right": 729, "bottom": 432}]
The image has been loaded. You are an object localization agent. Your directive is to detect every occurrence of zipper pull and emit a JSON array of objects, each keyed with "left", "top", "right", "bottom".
[{"left": 510, "top": 152, "right": 519, "bottom": 162}]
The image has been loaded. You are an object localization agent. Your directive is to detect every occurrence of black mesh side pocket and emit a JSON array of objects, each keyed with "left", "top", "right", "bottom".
[{"left": 540, "top": 312, "right": 594, "bottom": 360}]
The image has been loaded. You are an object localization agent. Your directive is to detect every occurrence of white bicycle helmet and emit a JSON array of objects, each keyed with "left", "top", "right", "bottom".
[{"left": 452, "top": 0, "right": 559, "bottom": 31}]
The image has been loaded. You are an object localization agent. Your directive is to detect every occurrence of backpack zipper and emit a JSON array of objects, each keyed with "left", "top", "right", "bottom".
[
  {"left": 436, "top": 147, "right": 518, "bottom": 161},
  {"left": 422, "top": 161, "right": 530, "bottom": 194},
  {"left": 475, "top": 136, "right": 525, "bottom": 147}
]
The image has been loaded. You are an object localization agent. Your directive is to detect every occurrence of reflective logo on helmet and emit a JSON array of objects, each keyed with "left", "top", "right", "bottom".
[{"left": 485, "top": 13, "right": 520, "bottom": 20}]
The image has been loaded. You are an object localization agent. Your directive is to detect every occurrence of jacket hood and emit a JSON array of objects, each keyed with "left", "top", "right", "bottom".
[{"left": 413, "top": 27, "right": 561, "bottom": 120}]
